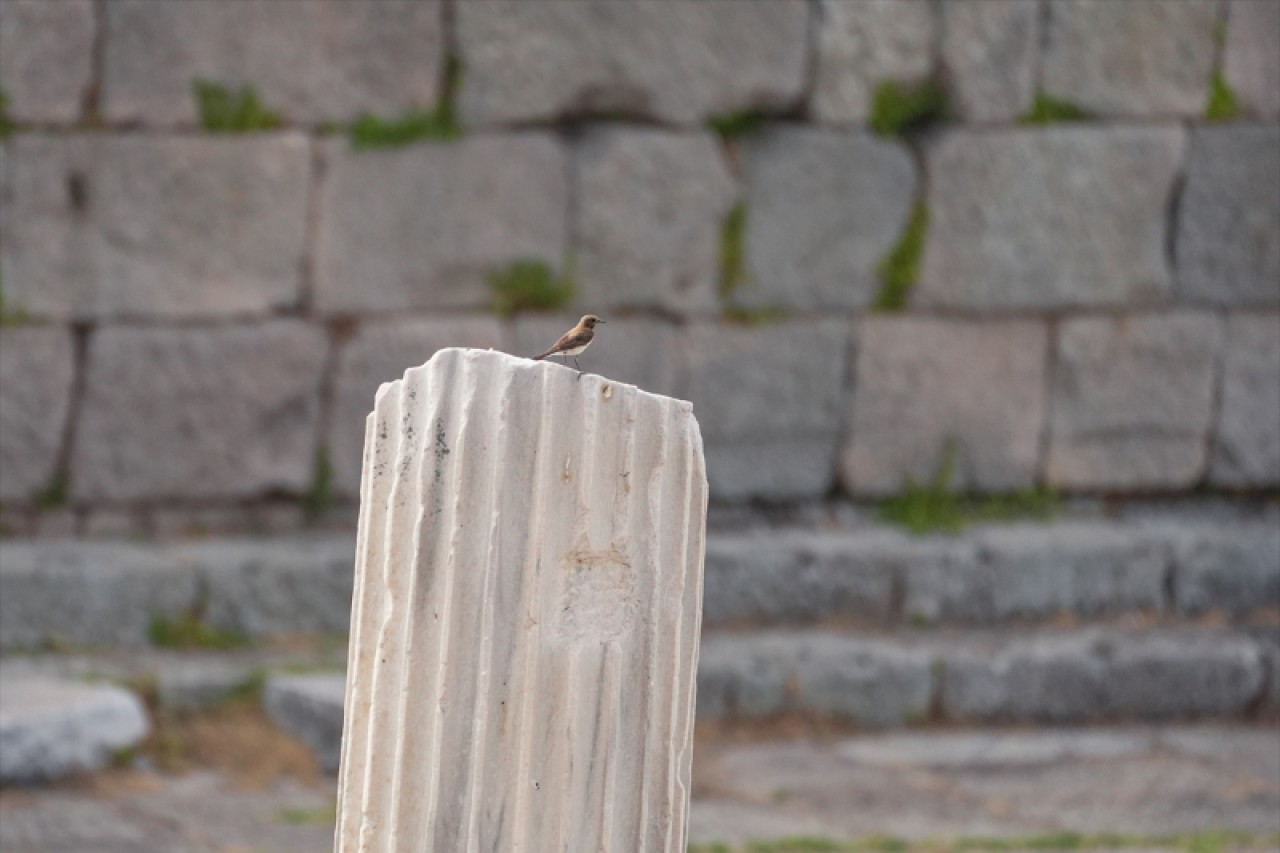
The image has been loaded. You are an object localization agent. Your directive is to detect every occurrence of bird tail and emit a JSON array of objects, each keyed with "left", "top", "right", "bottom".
[{"left": 531, "top": 350, "right": 551, "bottom": 361}]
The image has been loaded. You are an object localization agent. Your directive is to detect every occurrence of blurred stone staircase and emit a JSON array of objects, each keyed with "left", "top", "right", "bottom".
[{"left": 2, "top": 514, "right": 1277, "bottom": 779}]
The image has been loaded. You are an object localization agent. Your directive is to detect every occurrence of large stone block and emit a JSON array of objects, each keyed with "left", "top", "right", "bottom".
[
  {"left": 702, "top": 531, "right": 905, "bottom": 628},
  {"left": 907, "top": 523, "right": 1168, "bottom": 623},
  {"left": 1042, "top": 0, "right": 1218, "bottom": 117},
  {"left": 941, "top": 0, "right": 1038, "bottom": 122},
  {"left": 0, "top": 0, "right": 93, "bottom": 122},
  {"left": 72, "top": 322, "right": 328, "bottom": 502},
  {"left": 0, "top": 327, "right": 75, "bottom": 502},
  {"left": 1224, "top": 0, "right": 1280, "bottom": 118},
  {"left": 0, "top": 135, "right": 309, "bottom": 320},
  {"left": 0, "top": 541, "right": 199, "bottom": 649},
  {"left": 574, "top": 129, "right": 735, "bottom": 314},
  {"left": 941, "top": 630, "right": 1267, "bottom": 722},
  {"left": 1175, "top": 126, "right": 1280, "bottom": 306},
  {"left": 330, "top": 317, "right": 504, "bottom": 497},
  {"left": 102, "top": 0, "right": 442, "bottom": 124},
  {"left": 1211, "top": 314, "right": 1280, "bottom": 486},
  {"left": 917, "top": 128, "right": 1184, "bottom": 309},
  {"left": 736, "top": 128, "right": 916, "bottom": 310},
  {"left": 697, "top": 632, "right": 933, "bottom": 726},
  {"left": 1171, "top": 524, "right": 1280, "bottom": 614},
  {"left": 194, "top": 537, "right": 357, "bottom": 637},
  {"left": 510, "top": 316, "right": 680, "bottom": 398},
  {"left": 1046, "top": 313, "right": 1222, "bottom": 490},
  {"left": 841, "top": 317, "right": 1048, "bottom": 496},
  {"left": 264, "top": 674, "right": 345, "bottom": 773},
  {"left": 683, "top": 320, "right": 850, "bottom": 501},
  {"left": 0, "top": 676, "right": 149, "bottom": 784},
  {"left": 811, "top": 0, "right": 936, "bottom": 124},
  {"left": 976, "top": 523, "right": 1168, "bottom": 619},
  {"left": 456, "top": 1, "right": 807, "bottom": 126},
  {"left": 313, "top": 135, "right": 568, "bottom": 313}
]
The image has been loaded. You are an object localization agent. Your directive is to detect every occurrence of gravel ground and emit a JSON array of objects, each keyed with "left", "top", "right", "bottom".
[{"left": 0, "top": 724, "right": 1276, "bottom": 853}]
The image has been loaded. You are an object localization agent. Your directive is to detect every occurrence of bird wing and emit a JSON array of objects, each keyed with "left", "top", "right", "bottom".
[{"left": 535, "top": 328, "right": 593, "bottom": 360}]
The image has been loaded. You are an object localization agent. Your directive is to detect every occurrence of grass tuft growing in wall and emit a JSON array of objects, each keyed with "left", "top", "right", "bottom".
[
  {"left": 193, "top": 80, "right": 283, "bottom": 133},
  {"left": 869, "top": 78, "right": 948, "bottom": 138},
  {"left": 874, "top": 200, "right": 928, "bottom": 311},
  {"left": 1020, "top": 92, "right": 1092, "bottom": 125},
  {"left": 709, "top": 109, "right": 767, "bottom": 139},
  {"left": 303, "top": 450, "right": 334, "bottom": 524},
  {"left": 879, "top": 443, "right": 1058, "bottom": 535},
  {"left": 35, "top": 473, "right": 69, "bottom": 512},
  {"left": 489, "top": 259, "right": 575, "bottom": 316},
  {"left": 1204, "top": 70, "right": 1240, "bottom": 122},
  {"left": 718, "top": 200, "right": 748, "bottom": 303},
  {"left": 148, "top": 613, "right": 249, "bottom": 650},
  {"left": 350, "top": 54, "right": 463, "bottom": 149},
  {"left": 0, "top": 90, "right": 12, "bottom": 138}
]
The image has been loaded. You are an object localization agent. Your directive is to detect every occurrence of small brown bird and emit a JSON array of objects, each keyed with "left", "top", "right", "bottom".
[{"left": 532, "top": 314, "right": 605, "bottom": 371}]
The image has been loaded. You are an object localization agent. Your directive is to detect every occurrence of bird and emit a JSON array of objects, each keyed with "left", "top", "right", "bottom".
[{"left": 531, "top": 314, "right": 605, "bottom": 371}]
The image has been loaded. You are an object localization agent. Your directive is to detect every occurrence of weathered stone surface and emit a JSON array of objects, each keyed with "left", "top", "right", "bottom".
[
  {"left": 842, "top": 317, "right": 1048, "bottom": 496},
  {"left": 697, "top": 632, "right": 933, "bottom": 726},
  {"left": 0, "top": 0, "right": 94, "bottom": 122},
  {"left": 918, "top": 128, "right": 1184, "bottom": 308},
  {"left": 683, "top": 320, "right": 850, "bottom": 500},
  {"left": 72, "top": 322, "right": 327, "bottom": 502},
  {"left": 737, "top": 128, "right": 916, "bottom": 310},
  {"left": 907, "top": 523, "right": 1168, "bottom": 623},
  {"left": 1176, "top": 126, "right": 1280, "bottom": 306},
  {"left": 1224, "top": 0, "right": 1280, "bottom": 117},
  {"left": 575, "top": 129, "right": 735, "bottom": 314},
  {"left": 0, "top": 676, "right": 149, "bottom": 784},
  {"left": 702, "top": 532, "right": 906, "bottom": 627},
  {"left": 1212, "top": 315, "right": 1280, "bottom": 486},
  {"left": 941, "top": 0, "right": 1039, "bottom": 122},
  {"left": 0, "top": 541, "right": 198, "bottom": 649},
  {"left": 1042, "top": 0, "right": 1218, "bottom": 117},
  {"left": 1171, "top": 524, "right": 1280, "bottom": 614},
  {"left": 1, "top": 135, "right": 309, "bottom": 320},
  {"left": 510, "top": 315, "right": 680, "bottom": 397},
  {"left": 102, "top": 0, "right": 442, "bottom": 124},
  {"left": 1046, "top": 313, "right": 1223, "bottom": 490},
  {"left": 940, "top": 630, "right": 1266, "bottom": 721},
  {"left": 193, "top": 537, "right": 356, "bottom": 637},
  {"left": 330, "top": 318, "right": 504, "bottom": 496},
  {"left": 264, "top": 674, "right": 345, "bottom": 773},
  {"left": 811, "top": 0, "right": 936, "bottom": 124},
  {"left": 314, "top": 135, "right": 567, "bottom": 313},
  {"left": 456, "top": 1, "right": 807, "bottom": 126},
  {"left": 0, "top": 326, "right": 74, "bottom": 502}
]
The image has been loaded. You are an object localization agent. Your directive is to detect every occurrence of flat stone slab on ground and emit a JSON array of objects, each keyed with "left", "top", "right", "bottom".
[
  {"left": 0, "top": 676, "right": 148, "bottom": 784},
  {"left": 263, "top": 674, "right": 346, "bottom": 774}
]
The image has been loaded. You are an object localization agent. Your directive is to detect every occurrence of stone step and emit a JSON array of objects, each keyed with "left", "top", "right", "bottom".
[
  {"left": 2, "top": 519, "right": 1276, "bottom": 650},
  {"left": 256, "top": 624, "right": 1279, "bottom": 771},
  {"left": 0, "top": 674, "right": 150, "bottom": 784}
]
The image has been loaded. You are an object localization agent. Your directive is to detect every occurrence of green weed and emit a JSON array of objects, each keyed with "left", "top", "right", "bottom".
[
  {"left": 718, "top": 201, "right": 748, "bottom": 302},
  {"left": 709, "top": 109, "right": 767, "bottom": 139},
  {"left": 148, "top": 614, "right": 249, "bottom": 650},
  {"left": 874, "top": 200, "right": 928, "bottom": 311},
  {"left": 1020, "top": 93, "right": 1092, "bottom": 125},
  {"left": 489, "top": 260, "right": 575, "bottom": 316},
  {"left": 1205, "top": 70, "right": 1240, "bottom": 122},
  {"left": 277, "top": 800, "right": 337, "bottom": 826},
  {"left": 870, "top": 78, "right": 948, "bottom": 137},
  {"left": 0, "top": 89, "right": 12, "bottom": 138},
  {"left": 303, "top": 450, "right": 334, "bottom": 523},
  {"left": 192, "top": 80, "right": 283, "bottom": 132},
  {"left": 350, "top": 54, "right": 463, "bottom": 148}
]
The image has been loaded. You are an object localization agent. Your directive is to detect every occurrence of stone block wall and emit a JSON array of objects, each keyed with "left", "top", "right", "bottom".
[{"left": 0, "top": 0, "right": 1277, "bottom": 536}]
